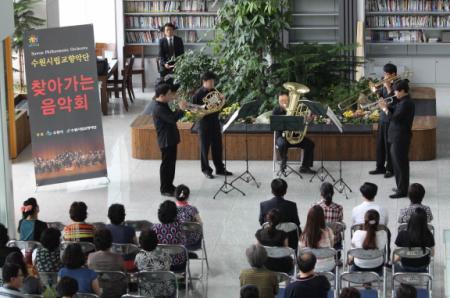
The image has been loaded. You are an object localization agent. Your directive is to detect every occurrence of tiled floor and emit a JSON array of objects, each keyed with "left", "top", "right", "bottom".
[{"left": 12, "top": 87, "right": 450, "bottom": 297}]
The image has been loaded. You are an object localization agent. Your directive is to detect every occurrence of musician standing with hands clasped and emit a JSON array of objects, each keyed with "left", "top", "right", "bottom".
[
  {"left": 378, "top": 79, "right": 415, "bottom": 199},
  {"left": 369, "top": 63, "right": 398, "bottom": 178},
  {"left": 144, "top": 83, "right": 188, "bottom": 197},
  {"left": 192, "top": 71, "right": 232, "bottom": 179}
]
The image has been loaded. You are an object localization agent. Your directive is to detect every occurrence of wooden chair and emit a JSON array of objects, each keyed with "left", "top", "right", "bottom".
[
  {"left": 107, "top": 56, "right": 135, "bottom": 111},
  {"left": 95, "top": 43, "right": 116, "bottom": 58},
  {"left": 123, "top": 45, "right": 146, "bottom": 92}
]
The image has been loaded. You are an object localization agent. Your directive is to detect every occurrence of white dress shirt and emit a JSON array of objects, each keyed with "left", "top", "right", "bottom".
[{"left": 351, "top": 200, "right": 389, "bottom": 225}]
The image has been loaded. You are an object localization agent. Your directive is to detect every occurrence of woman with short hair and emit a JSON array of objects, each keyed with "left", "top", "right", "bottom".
[
  {"left": 33, "top": 227, "right": 63, "bottom": 272},
  {"left": 106, "top": 203, "right": 137, "bottom": 244},
  {"left": 87, "top": 229, "right": 124, "bottom": 272},
  {"left": 63, "top": 202, "right": 95, "bottom": 242}
]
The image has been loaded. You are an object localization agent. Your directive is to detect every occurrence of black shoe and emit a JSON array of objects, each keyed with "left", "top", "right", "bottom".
[
  {"left": 389, "top": 193, "right": 407, "bottom": 199},
  {"left": 369, "top": 169, "right": 386, "bottom": 175},
  {"left": 300, "top": 167, "right": 316, "bottom": 174},
  {"left": 392, "top": 187, "right": 398, "bottom": 192},
  {"left": 384, "top": 171, "right": 394, "bottom": 178},
  {"left": 161, "top": 191, "right": 175, "bottom": 197},
  {"left": 203, "top": 171, "right": 214, "bottom": 179},
  {"left": 216, "top": 170, "right": 233, "bottom": 176}
]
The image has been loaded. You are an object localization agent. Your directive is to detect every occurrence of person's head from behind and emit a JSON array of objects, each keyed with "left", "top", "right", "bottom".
[
  {"left": 94, "top": 229, "right": 113, "bottom": 251},
  {"left": 339, "top": 287, "right": 361, "bottom": 298},
  {"left": 57, "top": 276, "right": 79, "bottom": 298},
  {"left": 394, "top": 79, "right": 410, "bottom": 99},
  {"left": 154, "top": 83, "right": 175, "bottom": 102},
  {"left": 383, "top": 63, "right": 397, "bottom": 76},
  {"left": 407, "top": 208, "right": 432, "bottom": 247},
  {"left": 245, "top": 244, "right": 267, "bottom": 269},
  {"left": 395, "top": 283, "right": 417, "bottom": 298},
  {"left": 108, "top": 203, "right": 126, "bottom": 225},
  {"left": 139, "top": 229, "right": 159, "bottom": 252},
  {"left": 408, "top": 183, "right": 425, "bottom": 205},
  {"left": 278, "top": 91, "right": 289, "bottom": 109},
  {"left": 158, "top": 200, "right": 178, "bottom": 224},
  {"left": 5, "top": 252, "right": 28, "bottom": 279},
  {"left": 21, "top": 197, "right": 39, "bottom": 219},
  {"left": 240, "top": 285, "right": 259, "bottom": 298},
  {"left": 62, "top": 243, "right": 85, "bottom": 269},
  {"left": 163, "top": 22, "right": 175, "bottom": 38},
  {"left": 362, "top": 209, "right": 380, "bottom": 250},
  {"left": 201, "top": 71, "right": 217, "bottom": 90},
  {"left": 297, "top": 252, "right": 317, "bottom": 274},
  {"left": 175, "top": 184, "right": 190, "bottom": 202},
  {"left": 360, "top": 182, "right": 378, "bottom": 201},
  {"left": 40, "top": 228, "right": 61, "bottom": 252},
  {"left": 271, "top": 178, "right": 287, "bottom": 197},
  {"left": 0, "top": 223, "right": 10, "bottom": 248},
  {"left": 303, "top": 205, "right": 326, "bottom": 248},
  {"left": 266, "top": 208, "right": 281, "bottom": 228},
  {"left": 69, "top": 201, "right": 88, "bottom": 222},
  {"left": 320, "top": 182, "right": 335, "bottom": 206},
  {"left": 2, "top": 262, "right": 24, "bottom": 289}
]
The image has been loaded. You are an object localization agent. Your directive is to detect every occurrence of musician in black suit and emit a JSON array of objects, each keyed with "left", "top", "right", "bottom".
[
  {"left": 192, "top": 71, "right": 232, "bottom": 179},
  {"left": 369, "top": 63, "right": 398, "bottom": 178},
  {"left": 158, "top": 23, "right": 184, "bottom": 78},
  {"left": 144, "top": 83, "right": 187, "bottom": 197},
  {"left": 378, "top": 80, "right": 415, "bottom": 199},
  {"left": 273, "top": 91, "right": 315, "bottom": 174}
]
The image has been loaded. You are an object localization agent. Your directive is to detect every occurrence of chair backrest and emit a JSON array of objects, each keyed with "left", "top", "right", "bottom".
[
  {"left": 136, "top": 271, "right": 178, "bottom": 298},
  {"left": 347, "top": 248, "right": 385, "bottom": 260},
  {"left": 351, "top": 224, "right": 390, "bottom": 238},
  {"left": 156, "top": 244, "right": 188, "bottom": 273},
  {"left": 123, "top": 56, "right": 135, "bottom": 80},
  {"left": 60, "top": 241, "right": 96, "bottom": 255},
  {"left": 398, "top": 223, "right": 435, "bottom": 235},
  {"left": 111, "top": 243, "right": 140, "bottom": 256},
  {"left": 7, "top": 240, "right": 42, "bottom": 251},
  {"left": 340, "top": 271, "right": 381, "bottom": 297},
  {"left": 392, "top": 272, "right": 432, "bottom": 298},
  {"left": 123, "top": 45, "right": 144, "bottom": 68},
  {"left": 38, "top": 271, "right": 58, "bottom": 288},
  {"left": 75, "top": 293, "right": 100, "bottom": 298},
  {"left": 262, "top": 222, "right": 299, "bottom": 251},
  {"left": 89, "top": 222, "right": 107, "bottom": 231},
  {"left": 299, "top": 247, "right": 337, "bottom": 272},
  {"left": 23, "top": 295, "right": 43, "bottom": 298},
  {"left": 47, "top": 221, "right": 65, "bottom": 231},
  {"left": 96, "top": 271, "right": 128, "bottom": 298},
  {"left": 264, "top": 246, "right": 295, "bottom": 259},
  {"left": 393, "top": 247, "right": 432, "bottom": 259},
  {"left": 123, "top": 220, "right": 153, "bottom": 233},
  {"left": 326, "top": 222, "right": 346, "bottom": 240},
  {"left": 180, "top": 222, "right": 203, "bottom": 234},
  {"left": 121, "top": 295, "right": 147, "bottom": 298},
  {"left": 96, "top": 43, "right": 116, "bottom": 58}
]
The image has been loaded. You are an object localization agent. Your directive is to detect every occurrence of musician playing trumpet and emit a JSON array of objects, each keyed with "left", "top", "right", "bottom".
[
  {"left": 192, "top": 71, "right": 232, "bottom": 179},
  {"left": 368, "top": 63, "right": 398, "bottom": 178}
]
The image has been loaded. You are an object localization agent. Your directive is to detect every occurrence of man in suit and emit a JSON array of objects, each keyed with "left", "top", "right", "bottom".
[
  {"left": 192, "top": 71, "right": 232, "bottom": 179},
  {"left": 379, "top": 79, "right": 415, "bottom": 199},
  {"left": 143, "top": 83, "right": 187, "bottom": 197},
  {"left": 259, "top": 178, "right": 300, "bottom": 227},
  {"left": 158, "top": 22, "right": 184, "bottom": 78},
  {"left": 369, "top": 63, "right": 398, "bottom": 178}
]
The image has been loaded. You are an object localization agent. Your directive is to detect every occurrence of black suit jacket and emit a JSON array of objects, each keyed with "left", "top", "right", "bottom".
[
  {"left": 387, "top": 95, "right": 415, "bottom": 144},
  {"left": 158, "top": 36, "right": 184, "bottom": 69},
  {"left": 259, "top": 197, "right": 301, "bottom": 227},
  {"left": 148, "top": 100, "right": 184, "bottom": 149}
]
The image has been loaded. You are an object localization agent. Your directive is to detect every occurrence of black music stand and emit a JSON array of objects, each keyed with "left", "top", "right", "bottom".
[
  {"left": 213, "top": 109, "right": 245, "bottom": 199},
  {"left": 270, "top": 115, "right": 305, "bottom": 179},
  {"left": 230, "top": 100, "right": 262, "bottom": 188},
  {"left": 299, "top": 100, "right": 336, "bottom": 183}
]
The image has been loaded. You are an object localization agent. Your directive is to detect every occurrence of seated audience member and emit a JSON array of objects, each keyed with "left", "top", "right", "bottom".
[
  {"left": 0, "top": 224, "right": 21, "bottom": 267},
  {"left": 63, "top": 202, "right": 95, "bottom": 242},
  {"left": 316, "top": 182, "right": 343, "bottom": 249},
  {"left": 259, "top": 178, "right": 300, "bottom": 228},
  {"left": 255, "top": 209, "right": 292, "bottom": 274},
  {"left": 152, "top": 200, "right": 186, "bottom": 271},
  {"left": 352, "top": 182, "right": 388, "bottom": 225},
  {"left": 239, "top": 244, "right": 278, "bottom": 298},
  {"left": 394, "top": 208, "right": 434, "bottom": 272},
  {"left": 398, "top": 183, "right": 433, "bottom": 223},
  {"left": 349, "top": 210, "right": 387, "bottom": 274},
  {"left": 240, "top": 285, "right": 259, "bottom": 298},
  {"left": 106, "top": 203, "right": 137, "bottom": 244},
  {"left": 175, "top": 184, "right": 202, "bottom": 248},
  {"left": 87, "top": 229, "right": 124, "bottom": 271},
  {"left": 5, "top": 252, "right": 41, "bottom": 294},
  {"left": 134, "top": 230, "right": 174, "bottom": 297},
  {"left": 18, "top": 198, "right": 47, "bottom": 242},
  {"left": 58, "top": 243, "right": 101, "bottom": 296},
  {"left": 284, "top": 252, "right": 330, "bottom": 298},
  {"left": 0, "top": 263, "right": 26, "bottom": 298},
  {"left": 33, "top": 228, "right": 63, "bottom": 272},
  {"left": 395, "top": 283, "right": 417, "bottom": 298},
  {"left": 56, "top": 276, "right": 78, "bottom": 298},
  {"left": 339, "top": 287, "right": 361, "bottom": 298}
]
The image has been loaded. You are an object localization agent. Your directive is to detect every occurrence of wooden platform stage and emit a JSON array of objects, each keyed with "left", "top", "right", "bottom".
[{"left": 131, "top": 87, "right": 436, "bottom": 161}]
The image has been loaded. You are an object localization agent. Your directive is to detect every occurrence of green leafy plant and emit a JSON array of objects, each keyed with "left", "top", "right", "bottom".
[{"left": 13, "top": 0, "right": 46, "bottom": 92}]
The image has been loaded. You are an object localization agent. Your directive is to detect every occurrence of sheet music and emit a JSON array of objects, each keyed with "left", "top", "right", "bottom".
[
  {"left": 222, "top": 108, "right": 241, "bottom": 133},
  {"left": 326, "top": 107, "right": 343, "bottom": 133}
]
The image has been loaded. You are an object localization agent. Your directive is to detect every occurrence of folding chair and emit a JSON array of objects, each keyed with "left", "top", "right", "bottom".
[
  {"left": 180, "top": 222, "right": 209, "bottom": 279},
  {"left": 318, "top": 271, "right": 337, "bottom": 298},
  {"left": 7, "top": 240, "right": 42, "bottom": 251},
  {"left": 350, "top": 224, "right": 390, "bottom": 238},
  {"left": 89, "top": 222, "right": 107, "bottom": 231},
  {"left": 38, "top": 271, "right": 58, "bottom": 288},
  {"left": 111, "top": 243, "right": 140, "bottom": 272},
  {"left": 299, "top": 247, "right": 337, "bottom": 273},
  {"left": 96, "top": 271, "right": 128, "bottom": 298},
  {"left": 47, "top": 221, "right": 65, "bottom": 231},
  {"left": 136, "top": 271, "right": 178, "bottom": 298},
  {"left": 275, "top": 272, "right": 291, "bottom": 298},
  {"left": 263, "top": 246, "right": 297, "bottom": 277},
  {"left": 272, "top": 132, "right": 304, "bottom": 178},
  {"left": 156, "top": 244, "right": 191, "bottom": 296},
  {"left": 123, "top": 220, "right": 153, "bottom": 236},
  {"left": 339, "top": 271, "right": 382, "bottom": 298},
  {"left": 327, "top": 222, "right": 346, "bottom": 264},
  {"left": 392, "top": 247, "right": 433, "bottom": 275},
  {"left": 392, "top": 272, "right": 432, "bottom": 298},
  {"left": 262, "top": 222, "right": 300, "bottom": 251},
  {"left": 75, "top": 294, "right": 100, "bottom": 298},
  {"left": 60, "top": 241, "right": 96, "bottom": 255},
  {"left": 397, "top": 223, "right": 434, "bottom": 235},
  {"left": 121, "top": 295, "right": 147, "bottom": 298},
  {"left": 23, "top": 295, "right": 43, "bottom": 298}
]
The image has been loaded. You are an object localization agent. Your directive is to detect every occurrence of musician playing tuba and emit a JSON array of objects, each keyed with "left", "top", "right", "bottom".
[
  {"left": 273, "top": 86, "right": 316, "bottom": 175},
  {"left": 192, "top": 71, "right": 232, "bottom": 179}
]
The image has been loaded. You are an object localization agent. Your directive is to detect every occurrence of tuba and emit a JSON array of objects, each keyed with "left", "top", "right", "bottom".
[{"left": 283, "top": 82, "right": 311, "bottom": 145}]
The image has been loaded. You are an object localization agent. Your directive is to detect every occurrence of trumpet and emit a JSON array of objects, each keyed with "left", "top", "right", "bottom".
[{"left": 359, "top": 95, "right": 395, "bottom": 110}]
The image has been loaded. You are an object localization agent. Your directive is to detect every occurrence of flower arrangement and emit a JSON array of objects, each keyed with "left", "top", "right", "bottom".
[{"left": 342, "top": 109, "right": 379, "bottom": 124}]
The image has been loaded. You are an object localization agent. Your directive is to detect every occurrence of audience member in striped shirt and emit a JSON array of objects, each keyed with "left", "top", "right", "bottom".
[{"left": 63, "top": 202, "right": 95, "bottom": 242}]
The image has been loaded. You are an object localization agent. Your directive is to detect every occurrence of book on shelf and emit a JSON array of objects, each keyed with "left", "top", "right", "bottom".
[
  {"left": 367, "top": 0, "right": 450, "bottom": 12},
  {"left": 367, "top": 15, "right": 450, "bottom": 28},
  {"left": 125, "top": 15, "right": 217, "bottom": 29},
  {"left": 126, "top": 30, "right": 199, "bottom": 44},
  {"left": 367, "top": 29, "right": 428, "bottom": 42},
  {"left": 124, "top": 0, "right": 208, "bottom": 13}
]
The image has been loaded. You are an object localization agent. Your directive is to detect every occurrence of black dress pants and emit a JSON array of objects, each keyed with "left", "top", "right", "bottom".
[
  {"left": 390, "top": 138, "right": 411, "bottom": 195},
  {"left": 276, "top": 136, "right": 315, "bottom": 168},
  {"left": 199, "top": 123, "right": 225, "bottom": 173},
  {"left": 376, "top": 121, "right": 393, "bottom": 172},
  {"left": 160, "top": 145, "right": 177, "bottom": 193}
]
